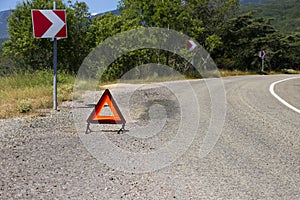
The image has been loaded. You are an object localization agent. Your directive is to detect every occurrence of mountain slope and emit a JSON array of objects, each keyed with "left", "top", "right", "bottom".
[{"left": 240, "top": 0, "right": 300, "bottom": 32}]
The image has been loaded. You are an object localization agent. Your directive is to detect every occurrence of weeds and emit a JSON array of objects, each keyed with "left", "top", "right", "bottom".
[
  {"left": 17, "top": 99, "right": 32, "bottom": 113},
  {"left": 0, "top": 70, "right": 74, "bottom": 119}
]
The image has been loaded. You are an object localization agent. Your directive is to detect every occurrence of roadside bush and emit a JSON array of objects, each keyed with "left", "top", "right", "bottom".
[{"left": 17, "top": 99, "right": 32, "bottom": 113}]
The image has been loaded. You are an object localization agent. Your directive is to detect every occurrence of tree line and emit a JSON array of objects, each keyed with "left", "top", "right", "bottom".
[{"left": 0, "top": 0, "right": 299, "bottom": 79}]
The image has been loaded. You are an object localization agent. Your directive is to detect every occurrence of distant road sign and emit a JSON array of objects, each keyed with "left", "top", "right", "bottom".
[
  {"left": 259, "top": 50, "right": 266, "bottom": 58},
  {"left": 187, "top": 40, "right": 198, "bottom": 51},
  {"left": 259, "top": 50, "right": 267, "bottom": 71},
  {"left": 31, "top": 10, "right": 67, "bottom": 38}
]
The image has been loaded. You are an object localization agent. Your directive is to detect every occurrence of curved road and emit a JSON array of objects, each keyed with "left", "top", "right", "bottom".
[
  {"left": 272, "top": 77, "right": 300, "bottom": 112},
  {"left": 0, "top": 75, "right": 299, "bottom": 199}
]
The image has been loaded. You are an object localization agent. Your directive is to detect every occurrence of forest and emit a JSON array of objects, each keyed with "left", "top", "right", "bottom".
[
  {"left": 0, "top": 0, "right": 299, "bottom": 80},
  {"left": 241, "top": 0, "right": 300, "bottom": 33}
]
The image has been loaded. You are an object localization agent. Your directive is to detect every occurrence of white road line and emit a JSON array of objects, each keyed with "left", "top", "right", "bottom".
[{"left": 269, "top": 76, "right": 300, "bottom": 114}]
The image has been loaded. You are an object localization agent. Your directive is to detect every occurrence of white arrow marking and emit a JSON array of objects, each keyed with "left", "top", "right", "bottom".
[
  {"left": 188, "top": 40, "right": 197, "bottom": 51},
  {"left": 40, "top": 10, "right": 65, "bottom": 38}
]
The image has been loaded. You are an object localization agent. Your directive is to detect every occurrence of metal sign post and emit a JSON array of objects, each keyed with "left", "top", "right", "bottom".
[
  {"left": 259, "top": 50, "right": 266, "bottom": 72},
  {"left": 53, "top": 1, "right": 57, "bottom": 110},
  {"left": 31, "top": 1, "right": 67, "bottom": 110},
  {"left": 261, "top": 56, "right": 265, "bottom": 72},
  {"left": 53, "top": 40, "right": 57, "bottom": 110}
]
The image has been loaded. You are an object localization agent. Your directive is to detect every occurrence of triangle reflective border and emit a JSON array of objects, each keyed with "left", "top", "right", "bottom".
[{"left": 87, "top": 89, "right": 126, "bottom": 124}]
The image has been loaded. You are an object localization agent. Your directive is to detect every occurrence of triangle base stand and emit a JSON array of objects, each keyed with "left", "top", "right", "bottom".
[{"left": 85, "top": 123, "right": 127, "bottom": 134}]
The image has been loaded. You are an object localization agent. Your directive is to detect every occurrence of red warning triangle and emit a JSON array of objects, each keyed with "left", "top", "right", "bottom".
[{"left": 87, "top": 89, "right": 126, "bottom": 124}]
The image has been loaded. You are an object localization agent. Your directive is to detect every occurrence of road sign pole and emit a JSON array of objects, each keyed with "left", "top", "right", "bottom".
[
  {"left": 259, "top": 50, "right": 266, "bottom": 72},
  {"left": 31, "top": 2, "right": 67, "bottom": 111},
  {"left": 53, "top": 1, "right": 57, "bottom": 110},
  {"left": 191, "top": 54, "right": 195, "bottom": 66},
  {"left": 53, "top": 38, "right": 57, "bottom": 110}
]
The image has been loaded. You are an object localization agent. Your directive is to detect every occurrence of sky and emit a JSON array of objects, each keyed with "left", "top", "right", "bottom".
[{"left": 0, "top": 0, "right": 120, "bottom": 14}]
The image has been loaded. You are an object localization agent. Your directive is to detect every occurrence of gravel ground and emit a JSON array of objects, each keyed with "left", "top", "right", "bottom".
[{"left": 1, "top": 75, "right": 299, "bottom": 199}]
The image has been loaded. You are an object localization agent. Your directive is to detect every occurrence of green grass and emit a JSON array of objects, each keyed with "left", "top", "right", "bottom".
[
  {"left": 280, "top": 69, "right": 300, "bottom": 74},
  {"left": 0, "top": 70, "right": 75, "bottom": 119}
]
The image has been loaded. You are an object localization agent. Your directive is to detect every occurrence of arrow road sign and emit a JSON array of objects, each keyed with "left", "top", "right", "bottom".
[
  {"left": 187, "top": 40, "right": 198, "bottom": 51},
  {"left": 259, "top": 50, "right": 267, "bottom": 71},
  {"left": 32, "top": 10, "right": 67, "bottom": 38},
  {"left": 259, "top": 50, "right": 266, "bottom": 59}
]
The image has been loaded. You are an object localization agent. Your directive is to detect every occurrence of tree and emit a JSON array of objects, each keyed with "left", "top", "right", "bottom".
[
  {"left": 59, "top": 0, "right": 93, "bottom": 72},
  {"left": 118, "top": 0, "right": 240, "bottom": 67},
  {"left": 2, "top": 0, "right": 92, "bottom": 72},
  {"left": 97, "top": 0, "right": 235, "bottom": 79},
  {"left": 119, "top": 0, "right": 204, "bottom": 38},
  {"left": 214, "top": 13, "right": 277, "bottom": 70},
  {"left": 3, "top": 0, "right": 56, "bottom": 70},
  {"left": 186, "top": 0, "right": 240, "bottom": 40},
  {"left": 269, "top": 31, "right": 300, "bottom": 71},
  {"left": 213, "top": 12, "right": 300, "bottom": 71},
  {"left": 88, "top": 13, "right": 124, "bottom": 46},
  {"left": 240, "top": 0, "right": 300, "bottom": 33}
]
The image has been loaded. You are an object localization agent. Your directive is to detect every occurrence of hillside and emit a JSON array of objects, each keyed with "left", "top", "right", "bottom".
[{"left": 240, "top": 0, "right": 300, "bottom": 32}]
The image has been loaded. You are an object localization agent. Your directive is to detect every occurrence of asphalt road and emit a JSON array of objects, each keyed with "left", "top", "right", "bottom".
[
  {"left": 1, "top": 75, "right": 299, "bottom": 199},
  {"left": 274, "top": 77, "right": 300, "bottom": 111}
]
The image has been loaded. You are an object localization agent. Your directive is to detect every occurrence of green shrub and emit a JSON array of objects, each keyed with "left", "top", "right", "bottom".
[
  {"left": 17, "top": 99, "right": 32, "bottom": 113},
  {"left": 281, "top": 69, "right": 299, "bottom": 74}
]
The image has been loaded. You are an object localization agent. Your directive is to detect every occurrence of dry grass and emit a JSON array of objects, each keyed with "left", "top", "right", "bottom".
[
  {"left": 219, "top": 70, "right": 257, "bottom": 77},
  {"left": 0, "top": 70, "right": 74, "bottom": 119}
]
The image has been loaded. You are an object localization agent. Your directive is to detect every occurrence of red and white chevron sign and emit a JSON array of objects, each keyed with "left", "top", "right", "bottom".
[
  {"left": 31, "top": 10, "right": 67, "bottom": 38},
  {"left": 186, "top": 40, "right": 198, "bottom": 51},
  {"left": 259, "top": 50, "right": 266, "bottom": 58}
]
